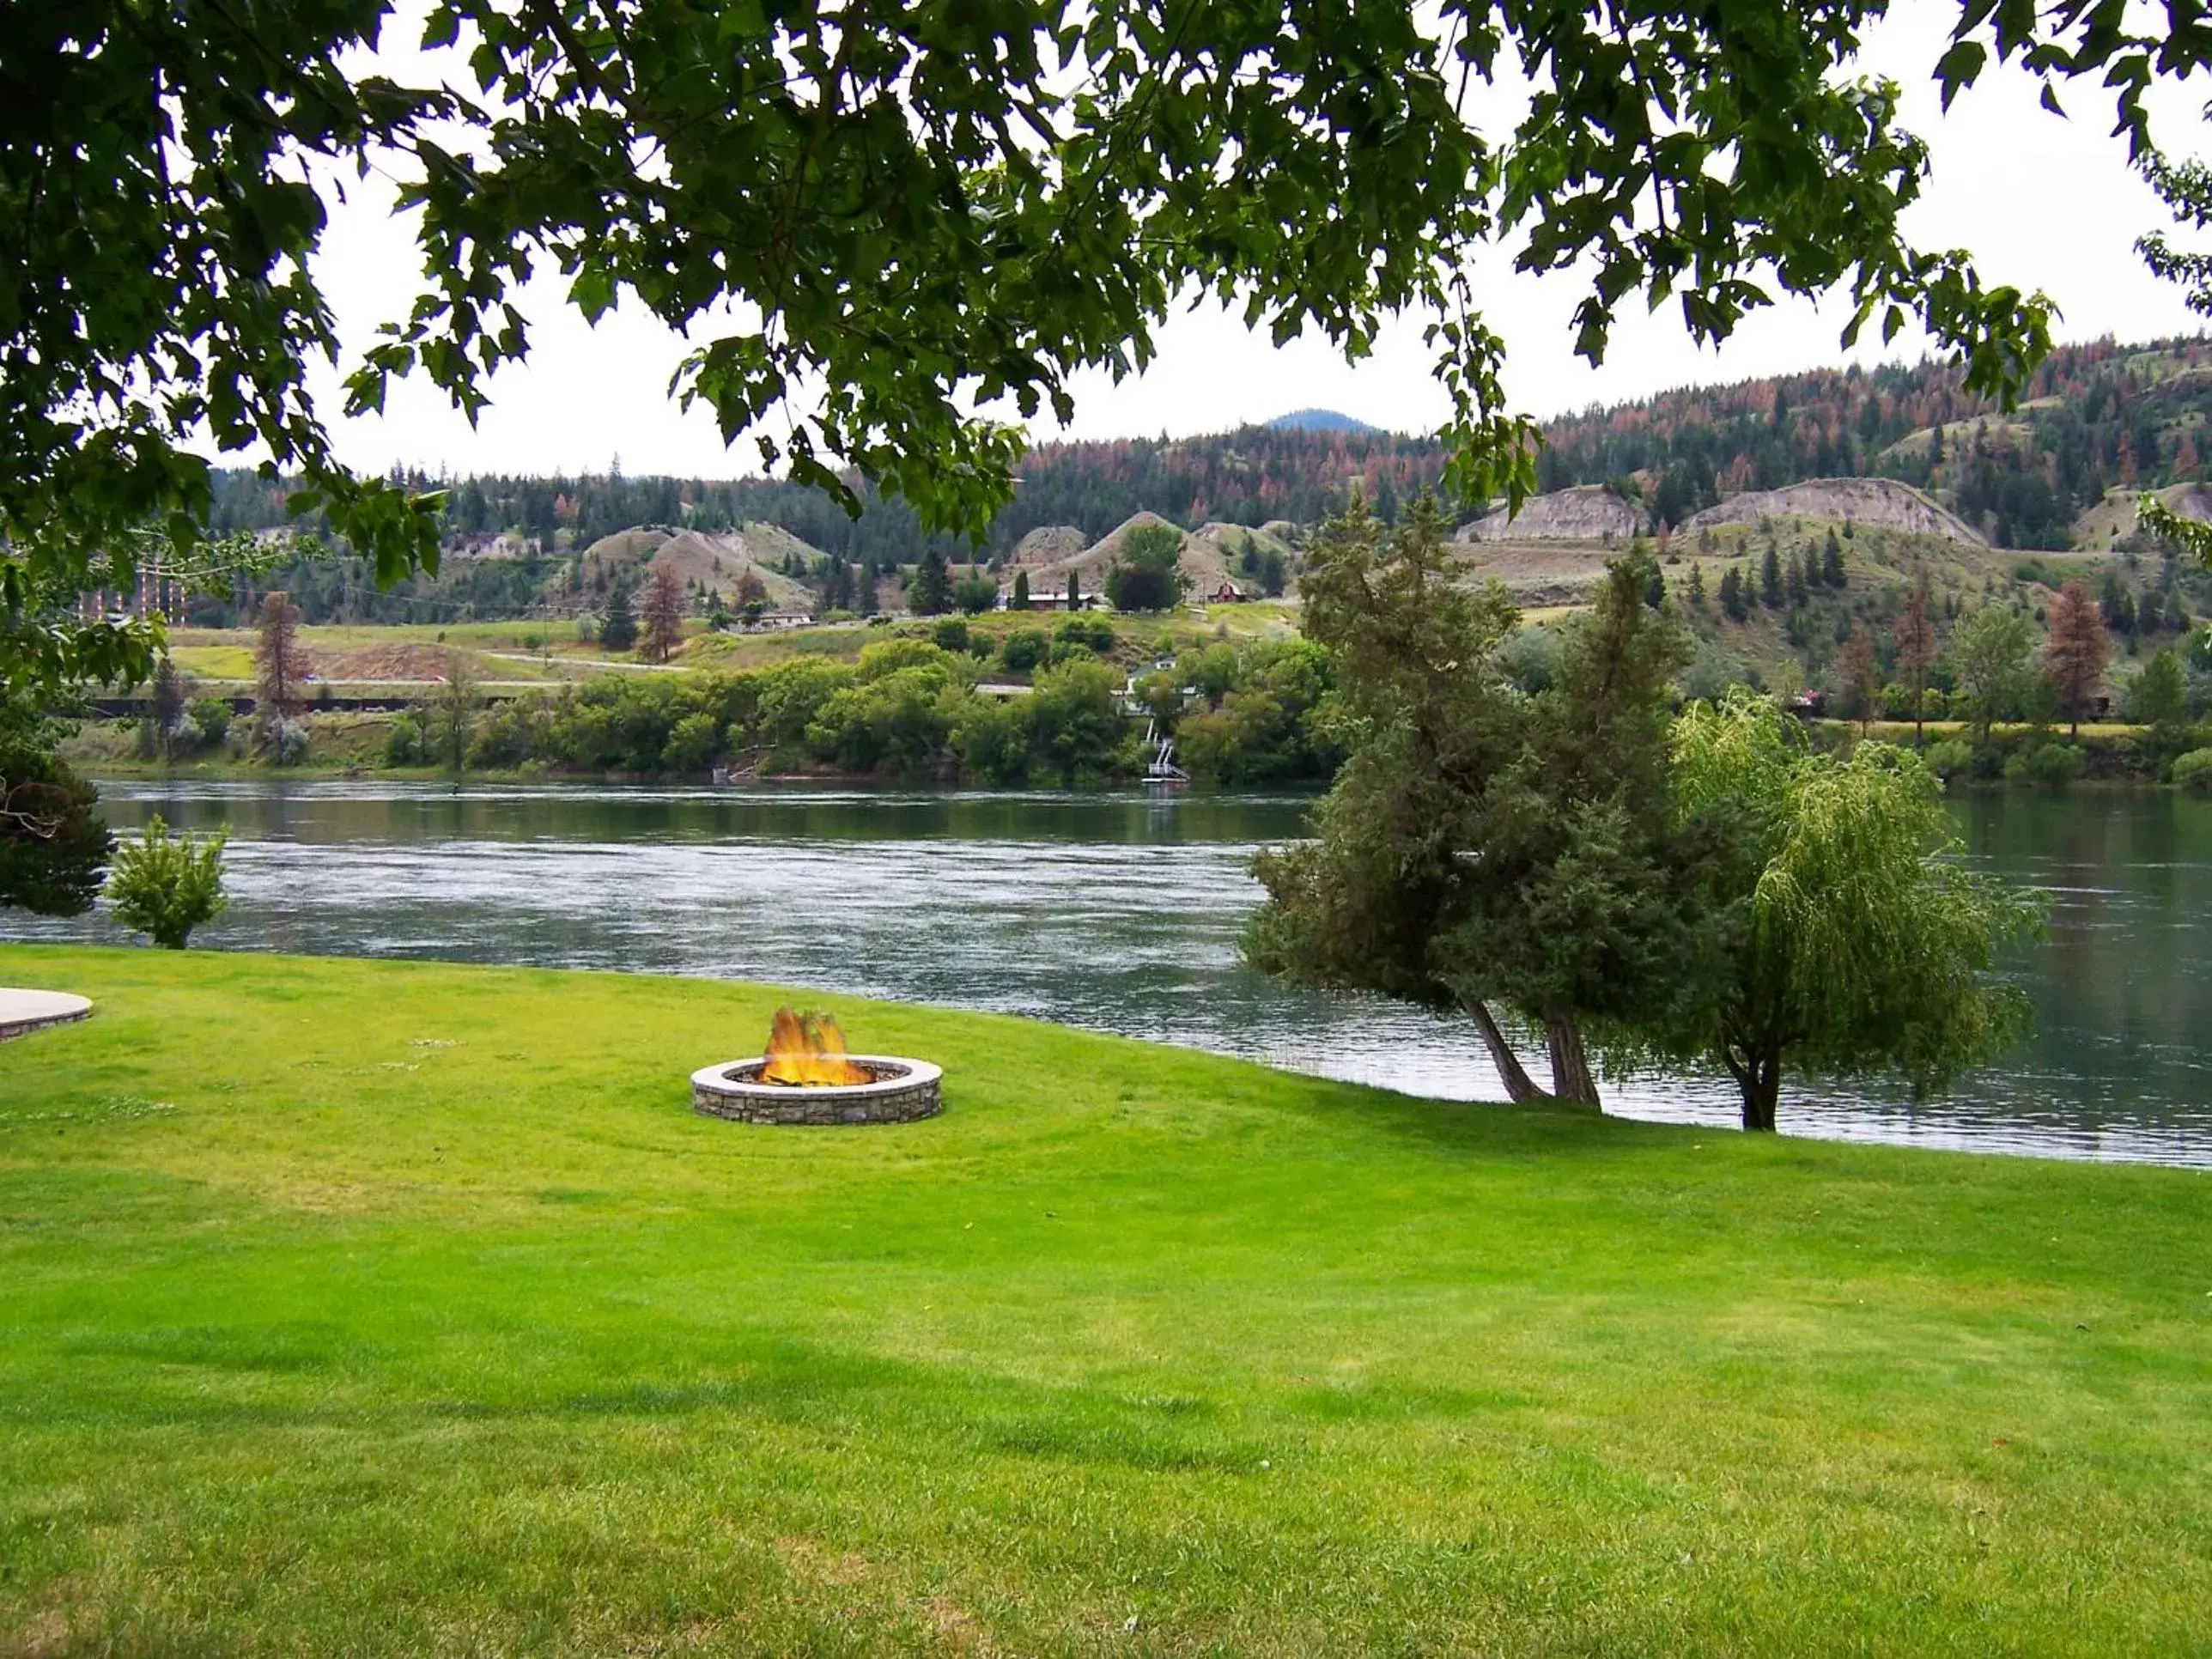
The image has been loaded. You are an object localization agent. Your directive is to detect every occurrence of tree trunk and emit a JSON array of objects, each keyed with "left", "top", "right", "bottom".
[
  {"left": 1543, "top": 1012, "right": 1601, "bottom": 1109},
  {"left": 1463, "top": 999, "right": 1547, "bottom": 1105},
  {"left": 1724, "top": 1041, "right": 1784, "bottom": 1132}
]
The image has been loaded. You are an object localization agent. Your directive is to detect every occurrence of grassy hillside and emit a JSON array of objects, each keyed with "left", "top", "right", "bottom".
[{"left": 2, "top": 945, "right": 2208, "bottom": 1654}]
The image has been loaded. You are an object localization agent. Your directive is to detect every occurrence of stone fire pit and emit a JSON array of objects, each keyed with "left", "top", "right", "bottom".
[{"left": 690, "top": 1055, "right": 943, "bottom": 1126}]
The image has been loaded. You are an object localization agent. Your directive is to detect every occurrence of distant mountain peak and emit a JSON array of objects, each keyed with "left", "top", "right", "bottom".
[{"left": 1266, "top": 408, "right": 1382, "bottom": 434}]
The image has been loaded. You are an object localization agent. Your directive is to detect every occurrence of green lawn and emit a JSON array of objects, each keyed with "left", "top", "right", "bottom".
[{"left": 2, "top": 945, "right": 2208, "bottom": 1655}]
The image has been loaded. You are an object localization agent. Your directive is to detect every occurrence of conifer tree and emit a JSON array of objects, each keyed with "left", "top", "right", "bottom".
[
  {"left": 1718, "top": 565, "right": 1748, "bottom": 622},
  {"left": 1012, "top": 569, "right": 1030, "bottom": 610},
  {"left": 641, "top": 561, "right": 687, "bottom": 662},
  {"left": 1822, "top": 528, "right": 1847, "bottom": 586},
  {"left": 1842, "top": 623, "right": 1878, "bottom": 735},
  {"left": 2043, "top": 580, "right": 2113, "bottom": 738},
  {"left": 1761, "top": 543, "right": 1784, "bottom": 608},
  {"left": 1687, "top": 563, "right": 1706, "bottom": 610},
  {"left": 909, "top": 548, "right": 953, "bottom": 615},
  {"left": 252, "top": 591, "right": 307, "bottom": 758},
  {"left": 1893, "top": 579, "right": 1939, "bottom": 747},
  {"left": 600, "top": 578, "right": 639, "bottom": 651}
]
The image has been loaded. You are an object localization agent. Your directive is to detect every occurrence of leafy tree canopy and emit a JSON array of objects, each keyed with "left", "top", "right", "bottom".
[
  {"left": 1655, "top": 692, "right": 2040, "bottom": 1130},
  {"left": 18, "top": 0, "right": 2197, "bottom": 701}
]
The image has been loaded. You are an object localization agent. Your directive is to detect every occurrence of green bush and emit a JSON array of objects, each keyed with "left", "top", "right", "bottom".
[
  {"left": 662, "top": 712, "right": 725, "bottom": 773},
  {"left": 1054, "top": 616, "right": 1115, "bottom": 653},
  {"left": 103, "top": 814, "right": 228, "bottom": 949},
  {"left": 996, "top": 629, "right": 1048, "bottom": 674},
  {"left": 931, "top": 617, "right": 969, "bottom": 652},
  {"left": 186, "top": 696, "right": 233, "bottom": 749},
  {"left": 1923, "top": 738, "right": 1973, "bottom": 780},
  {"left": 2172, "top": 747, "right": 2212, "bottom": 793},
  {"left": 383, "top": 714, "right": 424, "bottom": 766},
  {"left": 2005, "top": 741, "right": 2087, "bottom": 790}
]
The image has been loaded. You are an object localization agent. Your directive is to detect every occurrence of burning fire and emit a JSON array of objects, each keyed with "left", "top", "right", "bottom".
[{"left": 759, "top": 1007, "right": 871, "bottom": 1086}]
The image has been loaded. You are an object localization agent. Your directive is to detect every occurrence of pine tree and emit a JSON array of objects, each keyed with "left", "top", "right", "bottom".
[
  {"left": 909, "top": 548, "right": 953, "bottom": 615},
  {"left": 1068, "top": 569, "right": 1081, "bottom": 610},
  {"left": 1821, "top": 530, "right": 1847, "bottom": 587},
  {"left": 1842, "top": 623, "right": 1877, "bottom": 735},
  {"left": 1786, "top": 549, "right": 1809, "bottom": 608},
  {"left": 600, "top": 578, "right": 638, "bottom": 651},
  {"left": 1760, "top": 542, "right": 1783, "bottom": 608},
  {"left": 1687, "top": 563, "right": 1706, "bottom": 610},
  {"left": 1893, "top": 579, "right": 1939, "bottom": 747},
  {"left": 1012, "top": 568, "right": 1030, "bottom": 610},
  {"left": 2043, "top": 580, "right": 2114, "bottom": 738},
  {"left": 641, "top": 561, "right": 687, "bottom": 662},
  {"left": 150, "top": 656, "right": 187, "bottom": 762},
  {"left": 252, "top": 590, "right": 306, "bottom": 758},
  {"left": 2099, "top": 570, "right": 2137, "bottom": 635},
  {"left": 1718, "top": 565, "right": 1748, "bottom": 622}
]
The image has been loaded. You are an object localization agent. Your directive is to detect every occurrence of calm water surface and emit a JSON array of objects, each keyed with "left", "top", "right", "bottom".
[{"left": 10, "top": 780, "right": 2212, "bottom": 1169}]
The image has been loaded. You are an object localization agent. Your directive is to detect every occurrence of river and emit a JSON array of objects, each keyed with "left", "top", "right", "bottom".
[{"left": 8, "top": 780, "right": 2210, "bottom": 1169}]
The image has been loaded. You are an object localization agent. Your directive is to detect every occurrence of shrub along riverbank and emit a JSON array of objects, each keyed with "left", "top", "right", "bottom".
[
  {"left": 2, "top": 944, "right": 2208, "bottom": 1654},
  {"left": 70, "top": 620, "right": 1344, "bottom": 787}
]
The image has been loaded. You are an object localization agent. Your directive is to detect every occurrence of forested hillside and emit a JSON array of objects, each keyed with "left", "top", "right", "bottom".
[
  {"left": 196, "top": 333, "right": 2212, "bottom": 624},
  {"left": 1534, "top": 337, "right": 2212, "bottom": 550}
]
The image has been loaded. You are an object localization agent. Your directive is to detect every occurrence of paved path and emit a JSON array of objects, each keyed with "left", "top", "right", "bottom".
[{"left": 0, "top": 989, "right": 93, "bottom": 1042}]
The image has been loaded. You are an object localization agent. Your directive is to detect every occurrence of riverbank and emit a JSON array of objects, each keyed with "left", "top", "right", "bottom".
[{"left": 3, "top": 944, "right": 2206, "bottom": 1653}]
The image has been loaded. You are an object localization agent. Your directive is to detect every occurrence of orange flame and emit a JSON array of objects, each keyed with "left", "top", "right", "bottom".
[{"left": 760, "top": 1007, "right": 870, "bottom": 1086}]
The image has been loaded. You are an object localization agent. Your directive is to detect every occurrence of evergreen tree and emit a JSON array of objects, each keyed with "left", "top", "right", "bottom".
[
  {"left": 1012, "top": 568, "right": 1031, "bottom": 610},
  {"left": 1718, "top": 565, "right": 1749, "bottom": 622},
  {"left": 1760, "top": 542, "right": 1783, "bottom": 608},
  {"left": 600, "top": 578, "right": 639, "bottom": 651},
  {"left": 1842, "top": 623, "right": 1877, "bottom": 734},
  {"left": 1643, "top": 562, "right": 1666, "bottom": 609},
  {"left": 1893, "top": 579, "right": 1939, "bottom": 746},
  {"left": 252, "top": 591, "right": 307, "bottom": 757},
  {"left": 909, "top": 548, "right": 954, "bottom": 615},
  {"left": 149, "top": 656, "right": 188, "bottom": 762},
  {"left": 641, "top": 561, "right": 687, "bottom": 661},
  {"left": 1786, "top": 550, "right": 1809, "bottom": 608},
  {"left": 1068, "top": 570, "right": 1081, "bottom": 611},
  {"left": 2043, "top": 580, "right": 2114, "bottom": 738},
  {"left": 1822, "top": 531, "right": 1847, "bottom": 587},
  {"left": 2100, "top": 570, "right": 2137, "bottom": 635},
  {"left": 0, "top": 718, "right": 112, "bottom": 918},
  {"left": 1687, "top": 562, "right": 1706, "bottom": 610}
]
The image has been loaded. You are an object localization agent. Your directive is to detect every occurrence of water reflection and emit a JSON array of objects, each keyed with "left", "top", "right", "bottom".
[{"left": 9, "top": 780, "right": 2211, "bottom": 1170}]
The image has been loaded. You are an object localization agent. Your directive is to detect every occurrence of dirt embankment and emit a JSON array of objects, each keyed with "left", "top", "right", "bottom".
[
  {"left": 1681, "top": 477, "right": 1984, "bottom": 544},
  {"left": 1462, "top": 485, "right": 1641, "bottom": 543},
  {"left": 1009, "top": 526, "right": 1089, "bottom": 565}
]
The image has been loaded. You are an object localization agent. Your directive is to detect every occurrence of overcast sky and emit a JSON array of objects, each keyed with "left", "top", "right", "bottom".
[{"left": 305, "top": 9, "right": 2212, "bottom": 480}]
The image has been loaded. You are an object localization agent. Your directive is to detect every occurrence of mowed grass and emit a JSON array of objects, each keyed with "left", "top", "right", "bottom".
[{"left": 1, "top": 945, "right": 2208, "bottom": 1655}]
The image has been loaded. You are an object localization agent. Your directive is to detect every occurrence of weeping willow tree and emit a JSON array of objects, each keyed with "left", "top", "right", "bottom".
[{"left": 1654, "top": 692, "right": 2041, "bottom": 1131}]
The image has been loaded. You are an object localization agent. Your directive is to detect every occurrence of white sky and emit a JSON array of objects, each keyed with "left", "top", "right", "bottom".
[{"left": 305, "top": 9, "right": 2212, "bottom": 479}]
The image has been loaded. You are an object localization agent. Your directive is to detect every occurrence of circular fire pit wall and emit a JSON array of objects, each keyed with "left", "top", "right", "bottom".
[{"left": 690, "top": 1057, "right": 942, "bottom": 1125}]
